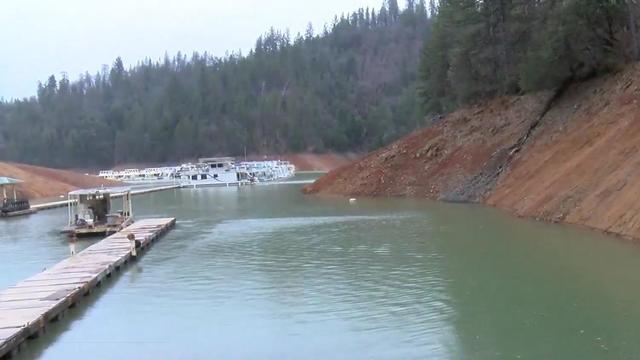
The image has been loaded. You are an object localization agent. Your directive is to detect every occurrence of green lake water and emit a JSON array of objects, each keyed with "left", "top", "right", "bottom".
[{"left": 2, "top": 177, "right": 640, "bottom": 359}]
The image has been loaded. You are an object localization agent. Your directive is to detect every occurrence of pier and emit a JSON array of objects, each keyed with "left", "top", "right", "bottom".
[{"left": 0, "top": 218, "right": 176, "bottom": 359}]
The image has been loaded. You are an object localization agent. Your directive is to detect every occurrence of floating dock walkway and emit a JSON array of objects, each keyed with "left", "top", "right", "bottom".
[{"left": 0, "top": 218, "right": 176, "bottom": 359}]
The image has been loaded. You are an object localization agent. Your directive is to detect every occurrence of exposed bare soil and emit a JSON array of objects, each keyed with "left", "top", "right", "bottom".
[
  {"left": 304, "top": 94, "right": 552, "bottom": 200},
  {"left": 0, "top": 162, "right": 120, "bottom": 200},
  {"left": 487, "top": 64, "right": 640, "bottom": 239}
]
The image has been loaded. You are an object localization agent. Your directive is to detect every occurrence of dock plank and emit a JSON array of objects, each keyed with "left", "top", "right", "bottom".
[
  {"left": 0, "top": 218, "right": 175, "bottom": 359},
  {"left": 0, "top": 328, "right": 21, "bottom": 341}
]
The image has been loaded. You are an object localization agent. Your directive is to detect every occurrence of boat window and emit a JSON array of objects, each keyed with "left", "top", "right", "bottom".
[{"left": 191, "top": 175, "right": 197, "bottom": 180}]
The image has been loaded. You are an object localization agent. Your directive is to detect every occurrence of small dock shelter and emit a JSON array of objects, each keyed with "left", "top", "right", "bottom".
[{"left": 0, "top": 177, "right": 34, "bottom": 217}]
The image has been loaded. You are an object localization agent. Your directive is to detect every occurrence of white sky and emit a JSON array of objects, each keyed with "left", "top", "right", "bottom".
[{"left": 0, "top": 0, "right": 382, "bottom": 100}]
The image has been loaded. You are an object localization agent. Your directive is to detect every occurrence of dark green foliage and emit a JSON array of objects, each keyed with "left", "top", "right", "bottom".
[
  {"left": 0, "top": 3, "right": 431, "bottom": 168},
  {"left": 420, "top": 0, "right": 639, "bottom": 113}
]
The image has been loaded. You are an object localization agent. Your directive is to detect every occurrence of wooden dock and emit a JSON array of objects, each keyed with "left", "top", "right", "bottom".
[{"left": 0, "top": 218, "right": 176, "bottom": 359}]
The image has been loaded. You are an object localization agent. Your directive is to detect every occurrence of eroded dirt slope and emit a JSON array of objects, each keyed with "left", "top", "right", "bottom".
[
  {"left": 304, "top": 94, "right": 551, "bottom": 201},
  {"left": 487, "top": 64, "right": 640, "bottom": 238},
  {"left": 0, "top": 162, "right": 120, "bottom": 200}
]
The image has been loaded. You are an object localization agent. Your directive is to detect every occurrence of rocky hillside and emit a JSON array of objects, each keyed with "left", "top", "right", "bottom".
[
  {"left": 303, "top": 93, "right": 553, "bottom": 200},
  {"left": 304, "top": 64, "right": 640, "bottom": 239}
]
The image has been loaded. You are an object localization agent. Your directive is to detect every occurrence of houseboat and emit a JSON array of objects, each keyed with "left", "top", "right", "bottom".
[
  {"left": 96, "top": 157, "right": 296, "bottom": 187},
  {"left": 179, "top": 157, "right": 246, "bottom": 188},
  {"left": 236, "top": 160, "right": 295, "bottom": 182}
]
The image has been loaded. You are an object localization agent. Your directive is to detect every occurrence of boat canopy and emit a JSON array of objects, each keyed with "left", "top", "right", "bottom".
[
  {"left": 68, "top": 187, "right": 131, "bottom": 196},
  {"left": 198, "top": 157, "right": 235, "bottom": 163},
  {"left": 0, "top": 177, "right": 22, "bottom": 186}
]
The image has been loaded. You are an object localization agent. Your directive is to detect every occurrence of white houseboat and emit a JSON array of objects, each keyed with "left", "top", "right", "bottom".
[{"left": 178, "top": 157, "right": 245, "bottom": 188}]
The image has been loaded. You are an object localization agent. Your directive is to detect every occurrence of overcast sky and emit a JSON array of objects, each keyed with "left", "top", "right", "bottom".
[{"left": 0, "top": 0, "right": 382, "bottom": 100}]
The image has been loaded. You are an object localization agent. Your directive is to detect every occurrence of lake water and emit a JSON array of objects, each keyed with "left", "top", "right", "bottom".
[{"left": 2, "top": 178, "right": 640, "bottom": 359}]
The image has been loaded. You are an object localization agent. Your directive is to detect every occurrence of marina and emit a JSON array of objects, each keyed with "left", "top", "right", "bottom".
[
  {"left": 0, "top": 218, "right": 176, "bottom": 359},
  {"left": 98, "top": 158, "right": 296, "bottom": 187}
]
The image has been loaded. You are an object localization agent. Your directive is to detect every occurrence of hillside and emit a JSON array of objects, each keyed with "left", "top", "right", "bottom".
[
  {"left": 0, "top": 3, "right": 429, "bottom": 169},
  {"left": 305, "top": 64, "right": 640, "bottom": 240},
  {"left": 0, "top": 162, "right": 120, "bottom": 200},
  {"left": 303, "top": 93, "right": 551, "bottom": 199}
]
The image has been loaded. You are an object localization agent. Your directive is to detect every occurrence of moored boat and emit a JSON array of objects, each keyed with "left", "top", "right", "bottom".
[
  {"left": 96, "top": 157, "right": 296, "bottom": 188},
  {"left": 61, "top": 187, "right": 134, "bottom": 237}
]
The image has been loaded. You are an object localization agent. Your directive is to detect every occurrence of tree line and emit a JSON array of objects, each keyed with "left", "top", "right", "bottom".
[
  {"left": 0, "top": 1, "right": 431, "bottom": 168},
  {"left": 420, "top": 0, "right": 640, "bottom": 113}
]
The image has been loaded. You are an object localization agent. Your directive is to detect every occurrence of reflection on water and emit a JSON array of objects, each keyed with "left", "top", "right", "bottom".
[{"left": 2, "top": 180, "right": 640, "bottom": 359}]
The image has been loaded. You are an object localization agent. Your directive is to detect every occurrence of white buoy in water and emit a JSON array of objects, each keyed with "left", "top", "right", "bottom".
[{"left": 349, "top": 198, "right": 357, "bottom": 204}]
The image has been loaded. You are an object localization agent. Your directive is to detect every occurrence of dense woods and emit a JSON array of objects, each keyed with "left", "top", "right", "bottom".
[
  {"left": 420, "top": 0, "right": 640, "bottom": 113},
  {"left": 1, "top": 0, "right": 638, "bottom": 169},
  {"left": 0, "top": 1, "right": 430, "bottom": 168}
]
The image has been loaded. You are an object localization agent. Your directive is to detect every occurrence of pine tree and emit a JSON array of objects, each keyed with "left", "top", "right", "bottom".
[
  {"left": 406, "top": 0, "right": 416, "bottom": 13},
  {"left": 388, "top": 0, "right": 400, "bottom": 22},
  {"left": 428, "top": 0, "right": 437, "bottom": 17},
  {"left": 417, "top": 0, "right": 428, "bottom": 18},
  {"left": 379, "top": 4, "right": 389, "bottom": 26},
  {"left": 305, "top": 22, "right": 314, "bottom": 40}
]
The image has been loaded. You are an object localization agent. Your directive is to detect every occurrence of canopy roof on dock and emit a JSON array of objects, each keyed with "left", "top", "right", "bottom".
[
  {"left": 68, "top": 186, "right": 131, "bottom": 196},
  {"left": 0, "top": 177, "right": 22, "bottom": 186}
]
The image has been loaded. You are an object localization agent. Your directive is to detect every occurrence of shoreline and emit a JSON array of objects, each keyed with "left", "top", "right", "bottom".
[
  {"left": 304, "top": 65, "right": 640, "bottom": 245},
  {"left": 310, "top": 190, "right": 640, "bottom": 246}
]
